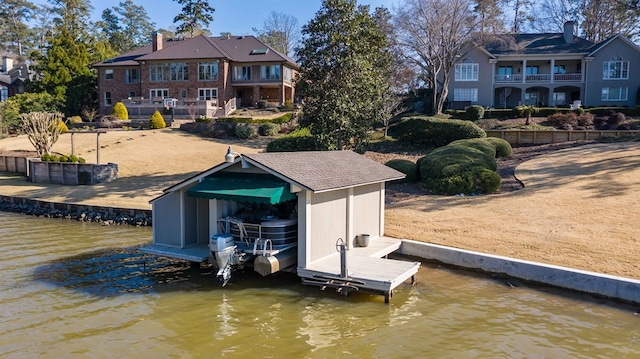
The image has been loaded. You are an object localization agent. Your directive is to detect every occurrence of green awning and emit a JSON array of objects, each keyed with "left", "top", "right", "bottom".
[{"left": 186, "top": 174, "right": 296, "bottom": 205}]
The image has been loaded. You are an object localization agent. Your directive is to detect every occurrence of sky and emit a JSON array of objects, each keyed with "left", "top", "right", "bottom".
[{"left": 31, "top": 0, "right": 397, "bottom": 36}]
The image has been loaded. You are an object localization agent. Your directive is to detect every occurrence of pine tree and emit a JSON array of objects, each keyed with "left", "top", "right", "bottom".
[{"left": 173, "top": 0, "right": 215, "bottom": 38}]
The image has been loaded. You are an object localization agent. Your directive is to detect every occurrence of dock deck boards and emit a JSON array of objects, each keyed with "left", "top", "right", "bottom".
[{"left": 298, "top": 236, "right": 421, "bottom": 300}]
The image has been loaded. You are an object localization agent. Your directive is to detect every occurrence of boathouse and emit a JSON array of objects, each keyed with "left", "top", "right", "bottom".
[{"left": 144, "top": 150, "right": 420, "bottom": 301}]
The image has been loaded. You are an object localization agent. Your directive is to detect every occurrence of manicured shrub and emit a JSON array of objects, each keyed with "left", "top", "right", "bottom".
[
  {"left": 260, "top": 123, "right": 280, "bottom": 136},
  {"left": 235, "top": 124, "right": 256, "bottom": 139},
  {"left": 608, "top": 112, "right": 626, "bottom": 125},
  {"left": 422, "top": 167, "right": 501, "bottom": 195},
  {"left": 67, "top": 116, "right": 83, "bottom": 124},
  {"left": 390, "top": 116, "right": 486, "bottom": 147},
  {"left": 449, "top": 138, "right": 497, "bottom": 158},
  {"left": 282, "top": 100, "right": 294, "bottom": 111},
  {"left": 484, "top": 137, "right": 513, "bottom": 158},
  {"left": 149, "top": 111, "right": 166, "bottom": 129},
  {"left": 112, "top": 101, "right": 129, "bottom": 120},
  {"left": 266, "top": 136, "right": 319, "bottom": 152},
  {"left": 419, "top": 145, "right": 497, "bottom": 180},
  {"left": 385, "top": 159, "right": 418, "bottom": 183},
  {"left": 257, "top": 100, "right": 268, "bottom": 109},
  {"left": 465, "top": 105, "right": 485, "bottom": 121}
]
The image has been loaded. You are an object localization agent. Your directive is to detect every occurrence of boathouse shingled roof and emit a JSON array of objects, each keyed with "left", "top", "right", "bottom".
[{"left": 243, "top": 151, "right": 405, "bottom": 192}]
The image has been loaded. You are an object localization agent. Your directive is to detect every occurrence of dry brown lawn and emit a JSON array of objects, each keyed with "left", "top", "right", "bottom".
[{"left": 1, "top": 129, "right": 639, "bottom": 279}]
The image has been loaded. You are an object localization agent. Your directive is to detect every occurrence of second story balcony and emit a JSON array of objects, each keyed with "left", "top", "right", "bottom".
[{"left": 494, "top": 73, "right": 582, "bottom": 84}]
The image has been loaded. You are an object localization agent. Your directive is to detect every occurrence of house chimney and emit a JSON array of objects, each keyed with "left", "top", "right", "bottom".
[
  {"left": 563, "top": 21, "right": 575, "bottom": 43},
  {"left": 152, "top": 31, "right": 163, "bottom": 52},
  {"left": 2, "top": 56, "right": 13, "bottom": 73}
]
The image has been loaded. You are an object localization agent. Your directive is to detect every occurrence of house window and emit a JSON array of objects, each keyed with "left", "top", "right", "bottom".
[
  {"left": 453, "top": 88, "right": 478, "bottom": 101},
  {"left": 601, "top": 87, "right": 628, "bottom": 101},
  {"left": 284, "top": 67, "right": 292, "bottom": 81},
  {"left": 603, "top": 56, "right": 629, "bottom": 80},
  {"left": 150, "top": 89, "right": 169, "bottom": 99},
  {"left": 105, "top": 69, "right": 113, "bottom": 80},
  {"left": 525, "top": 66, "right": 538, "bottom": 75},
  {"left": 198, "top": 88, "right": 217, "bottom": 100},
  {"left": 455, "top": 58, "right": 479, "bottom": 81},
  {"left": 128, "top": 91, "right": 136, "bottom": 98},
  {"left": 1, "top": 86, "right": 8, "bottom": 101},
  {"left": 553, "top": 92, "right": 566, "bottom": 106},
  {"left": 198, "top": 62, "right": 218, "bottom": 81},
  {"left": 170, "top": 63, "right": 189, "bottom": 81},
  {"left": 553, "top": 65, "right": 566, "bottom": 74},
  {"left": 232, "top": 66, "right": 251, "bottom": 81},
  {"left": 180, "top": 89, "right": 187, "bottom": 99},
  {"left": 104, "top": 91, "right": 112, "bottom": 105},
  {"left": 125, "top": 68, "right": 139, "bottom": 83},
  {"left": 260, "top": 65, "right": 280, "bottom": 80},
  {"left": 150, "top": 64, "right": 170, "bottom": 82}
]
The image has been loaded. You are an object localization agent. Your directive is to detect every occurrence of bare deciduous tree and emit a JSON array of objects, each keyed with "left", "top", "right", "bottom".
[
  {"left": 395, "top": 0, "right": 480, "bottom": 114},
  {"left": 19, "top": 111, "right": 65, "bottom": 156},
  {"left": 381, "top": 93, "right": 407, "bottom": 138},
  {"left": 253, "top": 11, "right": 300, "bottom": 56}
]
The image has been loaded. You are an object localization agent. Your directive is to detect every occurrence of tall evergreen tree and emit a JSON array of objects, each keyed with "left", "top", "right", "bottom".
[
  {"left": 295, "top": 0, "right": 392, "bottom": 150},
  {"left": 29, "top": 0, "right": 96, "bottom": 116},
  {"left": 173, "top": 0, "right": 215, "bottom": 38},
  {"left": 97, "top": 0, "right": 156, "bottom": 53},
  {"left": 0, "top": 0, "right": 37, "bottom": 56}
]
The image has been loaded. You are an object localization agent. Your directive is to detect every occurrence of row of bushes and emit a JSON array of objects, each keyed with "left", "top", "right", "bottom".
[
  {"left": 447, "top": 106, "right": 640, "bottom": 120},
  {"left": 385, "top": 137, "right": 512, "bottom": 195},
  {"left": 218, "top": 112, "right": 294, "bottom": 124},
  {"left": 41, "top": 153, "right": 86, "bottom": 163},
  {"left": 266, "top": 127, "right": 321, "bottom": 152}
]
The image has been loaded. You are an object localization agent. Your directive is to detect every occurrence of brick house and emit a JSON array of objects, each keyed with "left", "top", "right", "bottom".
[
  {"left": 0, "top": 56, "right": 31, "bottom": 102},
  {"left": 446, "top": 22, "right": 640, "bottom": 109},
  {"left": 94, "top": 33, "right": 299, "bottom": 117}
]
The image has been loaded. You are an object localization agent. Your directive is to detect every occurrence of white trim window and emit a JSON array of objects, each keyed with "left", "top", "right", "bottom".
[
  {"left": 260, "top": 65, "right": 281, "bottom": 80},
  {"left": 104, "top": 69, "right": 113, "bottom": 80},
  {"left": 601, "top": 87, "right": 628, "bottom": 101},
  {"left": 453, "top": 88, "right": 478, "bottom": 101},
  {"left": 150, "top": 89, "right": 169, "bottom": 98},
  {"left": 603, "top": 56, "right": 629, "bottom": 80},
  {"left": 198, "top": 88, "right": 217, "bottom": 100},
  {"left": 125, "top": 68, "right": 139, "bottom": 83},
  {"left": 170, "top": 62, "right": 189, "bottom": 81},
  {"left": 232, "top": 66, "right": 251, "bottom": 81},
  {"left": 0, "top": 86, "right": 8, "bottom": 101},
  {"left": 104, "top": 91, "right": 112, "bottom": 105},
  {"left": 455, "top": 58, "right": 479, "bottom": 81},
  {"left": 150, "top": 64, "right": 170, "bottom": 82},
  {"left": 198, "top": 62, "right": 218, "bottom": 81},
  {"left": 284, "top": 67, "right": 292, "bottom": 81}
]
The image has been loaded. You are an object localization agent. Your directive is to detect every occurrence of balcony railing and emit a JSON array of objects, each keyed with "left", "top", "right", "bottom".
[{"left": 494, "top": 73, "right": 582, "bottom": 84}]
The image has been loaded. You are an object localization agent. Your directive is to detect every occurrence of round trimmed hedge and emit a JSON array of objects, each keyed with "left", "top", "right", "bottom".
[
  {"left": 449, "top": 138, "right": 497, "bottom": 158},
  {"left": 390, "top": 116, "right": 486, "bottom": 148},
  {"left": 484, "top": 137, "right": 513, "bottom": 158},
  {"left": 149, "top": 111, "right": 166, "bottom": 129},
  {"left": 384, "top": 159, "right": 418, "bottom": 183}
]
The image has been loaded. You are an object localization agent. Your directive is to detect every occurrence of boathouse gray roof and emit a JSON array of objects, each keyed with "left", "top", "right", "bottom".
[
  {"left": 155, "top": 150, "right": 405, "bottom": 201},
  {"left": 243, "top": 151, "right": 405, "bottom": 192}
]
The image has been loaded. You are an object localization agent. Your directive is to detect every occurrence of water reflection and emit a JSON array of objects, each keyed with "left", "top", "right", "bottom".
[{"left": 2, "top": 212, "right": 640, "bottom": 358}]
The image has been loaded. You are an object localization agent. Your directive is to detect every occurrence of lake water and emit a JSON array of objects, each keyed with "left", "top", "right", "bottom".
[{"left": 1, "top": 212, "right": 638, "bottom": 358}]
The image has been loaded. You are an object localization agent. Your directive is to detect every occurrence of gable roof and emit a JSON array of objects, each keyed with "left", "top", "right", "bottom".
[
  {"left": 95, "top": 35, "right": 297, "bottom": 68},
  {"left": 242, "top": 151, "right": 404, "bottom": 192},
  {"left": 0, "top": 62, "right": 31, "bottom": 85},
  {"left": 483, "top": 33, "right": 595, "bottom": 56},
  {"left": 154, "top": 150, "right": 404, "bottom": 202},
  {"left": 587, "top": 33, "right": 640, "bottom": 57}
]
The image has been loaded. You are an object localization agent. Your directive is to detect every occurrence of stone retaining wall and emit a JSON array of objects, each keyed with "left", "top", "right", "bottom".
[{"left": 0, "top": 195, "right": 151, "bottom": 226}]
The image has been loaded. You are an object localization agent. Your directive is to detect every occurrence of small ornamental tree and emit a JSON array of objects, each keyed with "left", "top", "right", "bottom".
[
  {"left": 112, "top": 101, "right": 129, "bottom": 120},
  {"left": 19, "top": 112, "right": 66, "bottom": 156},
  {"left": 149, "top": 111, "right": 166, "bottom": 129}
]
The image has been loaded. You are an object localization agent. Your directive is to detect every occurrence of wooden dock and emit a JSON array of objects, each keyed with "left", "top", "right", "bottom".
[{"left": 298, "top": 236, "right": 421, "bottom": 303}]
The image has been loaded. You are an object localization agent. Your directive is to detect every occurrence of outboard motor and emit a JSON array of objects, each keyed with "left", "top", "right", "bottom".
[{"left": 209, "top": 234, "right": 242, "bottom": 286}]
